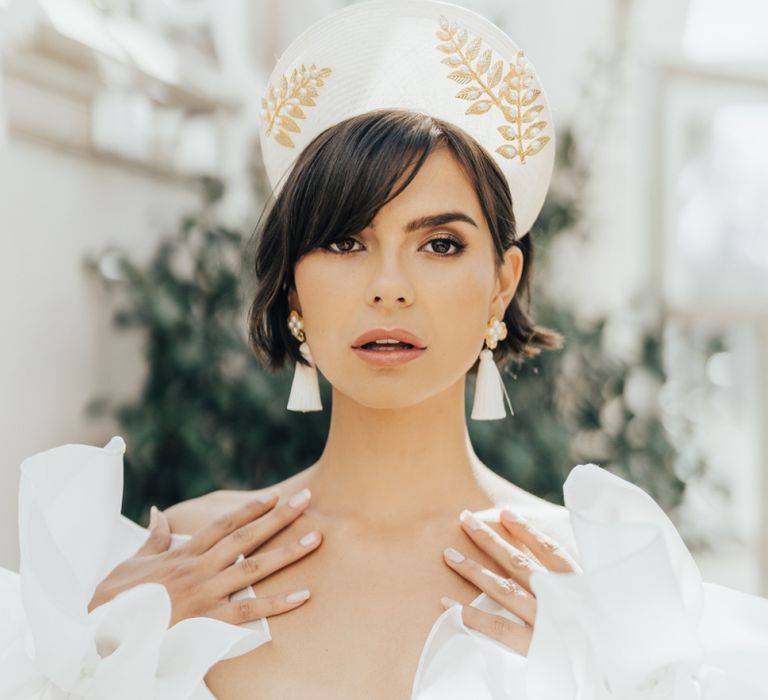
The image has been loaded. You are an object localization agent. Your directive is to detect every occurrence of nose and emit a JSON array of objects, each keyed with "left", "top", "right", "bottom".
[{"left": 365, "top": 258, "right": 414, "bottom": 307}]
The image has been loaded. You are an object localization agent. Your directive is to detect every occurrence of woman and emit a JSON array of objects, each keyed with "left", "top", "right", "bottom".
[
  {"left": 3, "top": 2, "right": 768, "bottom": 699},
  {"left": 167, "top": 108, "right": 582, "bottom": 698}
]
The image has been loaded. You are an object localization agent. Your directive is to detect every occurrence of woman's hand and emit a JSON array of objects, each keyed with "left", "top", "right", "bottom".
[
  {"left": 88, "top": 489, "right": 322, "bottom": 628},
  {"left": 441, "top": 508, "right": 581, "bottom": 656}
]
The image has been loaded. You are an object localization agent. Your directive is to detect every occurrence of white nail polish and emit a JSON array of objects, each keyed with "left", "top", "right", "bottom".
[
  {"left": 288, "top": 488, "right": 311, "bottom": 508},
  {"left": 299, "top": 531, "right": 319, "bottom": 546},
  {"left": 256, "top": 490, "right": 277, "bottom": 503},
  {"left": 460, "top": 509, "right": 482, "bottom": 530},
  {"left": 444, "top": 547, "right": 465, "bottom": 563},
  {"left": 286, "top": 589, "right": 310, "bottom": 603},
  {"left": 502, "top": 509, "right": 524, "bottom": 523}
]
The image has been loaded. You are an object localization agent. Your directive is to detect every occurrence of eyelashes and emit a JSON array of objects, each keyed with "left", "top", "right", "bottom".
[{"left": 323, "top": 235, "right": 467, "bottom": 257}]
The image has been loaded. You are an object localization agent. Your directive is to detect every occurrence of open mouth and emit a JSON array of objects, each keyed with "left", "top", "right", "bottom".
[
  {"left": 359, "top": 341, "right": 416, "bottom": 351},
  {"left": 351, "top": 340, "right": 425, "bottom": 366}
]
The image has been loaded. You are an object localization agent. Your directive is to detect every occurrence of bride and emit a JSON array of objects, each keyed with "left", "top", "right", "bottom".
[
  {"left": 159, "top": 111, "right": 580, "bottom": 697},
  {"left": 3, "top": 2, "right": 768, "bottom": 699}
]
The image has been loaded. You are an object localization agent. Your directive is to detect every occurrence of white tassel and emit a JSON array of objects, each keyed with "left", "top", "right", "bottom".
[
  {"left": 287, "top": 341, "right": 323, "bottom": 412},
  {"left": 471, "top": 348, "right": 514, "bottom": 420}
]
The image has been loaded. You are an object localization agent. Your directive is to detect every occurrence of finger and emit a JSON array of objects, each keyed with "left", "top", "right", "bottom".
[
  {"left": 136, "top": 505, "right": 172, "bottom": 556},
  {"left": 210, "top": 588, "right": 312, "bottom": 626},
  {"left": 186, "top": 491, "right": 280, "bottom": 555},
  {"left": 441, "top": 598, "right": 532, "bottom": 656},
  {"left": 204, "top": 488, "right": 313, "bottom": 570},
  {"left": 442, "top": 547, "right": 537, "bottom": 626},
  {"left": 213, "top": 529, "right": 323, "bottom": 597},
  {"left": 499, "top": 510, "right": 580, "bottom": 573},
  {"left": 458, "top": 510, "right": 545, "bottom": 593}
]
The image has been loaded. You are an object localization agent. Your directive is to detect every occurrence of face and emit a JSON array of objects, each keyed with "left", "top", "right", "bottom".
[{"left": 288, "top": 146, "right": 523, "bottom": 409}]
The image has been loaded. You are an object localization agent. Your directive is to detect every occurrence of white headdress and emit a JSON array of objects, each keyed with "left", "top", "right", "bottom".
[{"left": 258, "top": 0, "right": 555, "bottom": 237}]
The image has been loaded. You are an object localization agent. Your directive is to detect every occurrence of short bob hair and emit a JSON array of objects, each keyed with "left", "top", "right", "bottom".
[{"left": 248, "top": 108, "right": 563, "bottom": 374}]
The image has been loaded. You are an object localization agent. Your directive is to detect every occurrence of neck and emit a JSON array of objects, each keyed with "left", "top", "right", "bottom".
[{"left": 303, "top": 376, "right": 497, "bottom": 529}]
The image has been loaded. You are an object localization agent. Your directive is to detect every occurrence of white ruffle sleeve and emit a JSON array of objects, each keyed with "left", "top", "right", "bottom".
[
  {"left": 412, "top": 463, "right": 768, "bottom": 700},
  {"left": 0, "top": 437, "right": 272, "bottom": 700},
  {"left": 525, "top": 463, "right": 768, "bottom": 699}
]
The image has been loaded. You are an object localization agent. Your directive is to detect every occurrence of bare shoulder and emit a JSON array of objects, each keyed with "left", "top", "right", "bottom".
[
  {"left": 481, "top": 467, "right": 567, "bottom": 518},
  {"left": 503, "top": 490, "right": 571, "bottom": 541},
  {"left": 161, "top": 488, "right": 274, "bottom": 537},
  {"left": 480, "top": 470, "right": 577, "bottom": 558},
  {"left": 161, "top": 465, "right": 312, "bottom": 537}
]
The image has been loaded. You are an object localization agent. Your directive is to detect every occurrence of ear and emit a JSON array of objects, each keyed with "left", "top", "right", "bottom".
[{"left": 490, "top": 244, "right": 524, "bottom": 319}]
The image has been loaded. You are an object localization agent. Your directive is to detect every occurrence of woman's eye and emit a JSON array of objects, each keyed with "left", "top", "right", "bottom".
[
  {"left": 423, "top": 236, "right": 466, "bottom": 256},
  {"left": 325, "top": 238, "right": 362, "bottom": 254},
  {"left": 324, "top": 234, "right": 466, "bottom": 256}
]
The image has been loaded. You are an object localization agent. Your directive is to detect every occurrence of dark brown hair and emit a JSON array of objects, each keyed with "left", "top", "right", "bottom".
[{"left": 247, "top": 108, "right": 563, "bottom": 373}]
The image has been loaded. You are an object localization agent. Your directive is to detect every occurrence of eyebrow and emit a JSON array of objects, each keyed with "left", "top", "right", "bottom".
[{"left": 368, "top": 211, "right": 479, "bottom": 233}]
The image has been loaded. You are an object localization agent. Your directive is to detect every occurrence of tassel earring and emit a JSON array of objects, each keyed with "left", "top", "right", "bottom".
[
  {"left": 471, "top": 316, "right": 514, "bottom": 420},
  {"left": 286, "top": 310, "right": 323, "bottom": 412}
]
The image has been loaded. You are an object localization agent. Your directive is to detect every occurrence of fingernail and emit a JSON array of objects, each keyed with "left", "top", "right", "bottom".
[
  {"left": 299, "top": 531, "right": 319, "bottom": 546},
  {"left": 149, "top": 505, "right": 158, "bottom": 529},
  {"left": 286, "top": 589, "right": 311, "bottom": 603},
  {"left": 460, "top": 509, "right": 482, "bottom": 530},
  {"left": 288, "top": 488, "right": 311, "bottom": 508},
  {"left": 502, "top": 509, "right": 524, "bottom": 523},
  {"left": 444, "top": 547, "right": 464, "bottom": 563},
  {"left": 441, "top": 596, "right": 461, "bottom": 609},
  {"left": 256, "top": 490, "right": 278, "bottom": 504}
]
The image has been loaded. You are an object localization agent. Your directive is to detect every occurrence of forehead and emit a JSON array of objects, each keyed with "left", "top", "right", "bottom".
[{"left": 375, "top": 147, "right": 483, "bottom": 224}]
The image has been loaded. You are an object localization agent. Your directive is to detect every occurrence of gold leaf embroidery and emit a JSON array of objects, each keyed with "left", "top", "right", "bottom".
[
  {"left": 487, "top": 60, "right": 503, "bottom": 89},
  {"left": 522, "top": 104, "right": 544, "bottom": 123},
  {"left": 446, "top": 69, "right": 472, "bottom": 85},
  {"left": 455, "top": 87, "right": 483, "bottom": 101},
  {"left": 434, "top": 14, "right": 550, "bottom": 164},
  {"left": 521, "top": 88, "right": 541, "bottom": 106},
  {"left": 441, "top": 55, "right": 463, "bottom": 67},
  {"left": 261, "top": 63, "right": 332, "bottom": 149},
  {"left": 476, "top": 49, "right": 492, "bottom": 74},
  {"left": 465, "top": 37, "right": 482, "bottom": 62},
  {"left": 465, "top": 99, "right": 493, "bottom": 115},
  {"left": 498, "top": 125, "right": 520, "bottom": 141}
]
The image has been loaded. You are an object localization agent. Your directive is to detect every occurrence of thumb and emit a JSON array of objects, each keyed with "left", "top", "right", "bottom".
[{"left": 137, "top": 505, "right": 172, "bottom": 555}]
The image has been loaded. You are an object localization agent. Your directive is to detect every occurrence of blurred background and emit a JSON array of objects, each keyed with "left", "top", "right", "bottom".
[{"left": 1, "top": 0, "right": 766, "bottom": 597}]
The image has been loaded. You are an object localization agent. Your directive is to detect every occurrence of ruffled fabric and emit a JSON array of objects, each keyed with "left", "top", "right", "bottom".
[
  {"left": 412, "top": 463, "right": 768, "bottom": 700},
  {"left": 0, "top": 437, "right": 271, "bottom": 700},
  {"left": 4, "top": 439, "right": 768, "bottom": 699},
  {"left": 411, "top": 591, "right": 529, "bottom": 699}
]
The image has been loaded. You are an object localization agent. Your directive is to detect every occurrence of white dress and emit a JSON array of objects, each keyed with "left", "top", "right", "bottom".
[{"left": 1, "top": 437, "right": 767, "bottom": 700}]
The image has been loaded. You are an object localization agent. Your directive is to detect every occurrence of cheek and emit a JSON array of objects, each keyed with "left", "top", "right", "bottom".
[
  {"left": 292, "top": 255, "right": 356, "bottom": 354},
  {"left": 425, "top": 264, "right": 493, "bottom": 367}
]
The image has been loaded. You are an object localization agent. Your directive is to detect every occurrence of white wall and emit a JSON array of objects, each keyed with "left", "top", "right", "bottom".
[{"left": 0, "top": 134, "right": 198, "bottom": 569}]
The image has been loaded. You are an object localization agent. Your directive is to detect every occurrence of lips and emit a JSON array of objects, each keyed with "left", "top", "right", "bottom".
[
  {"left": 352, "top": 328, "right": 426, "bottom": 349},
  {"left": 351, "top": 344, "right": 426, "bottom": 366}
]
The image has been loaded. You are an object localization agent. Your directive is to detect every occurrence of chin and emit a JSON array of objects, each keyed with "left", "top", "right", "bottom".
[{"left": 334, "top": 382, "right": 433, "bottom": 410}]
